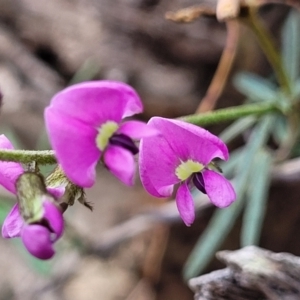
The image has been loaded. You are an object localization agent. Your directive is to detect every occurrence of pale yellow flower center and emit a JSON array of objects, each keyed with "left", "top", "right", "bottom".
[
  {"left": 96, "top": 121, "right": 119, "bottom": 151},
  {"left": 175, "top": 160, "right": 204, "bottom": 181}
]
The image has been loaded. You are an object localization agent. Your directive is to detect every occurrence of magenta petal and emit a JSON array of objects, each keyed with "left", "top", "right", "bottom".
[
  {"left": 176, "top": 182, "right": 195, "bottom": 226},
  {"left": 0, "top": 135, "right": 23, "bottom": 193},
  {"left": 202, "top": 170, "right": 236, "bottom": 208},
  {"left": 0, "top": 134, "right": 14, "bottom": 149},
  {"left": 104, "top": 145, "right": 135, "bottom": 186},
  {"left": 47, "top": 81, "right": 143, "bottom": 127},
  {"left": 2, "top": 204, "right": 23, "bottom": 238},
  {"left": 42, "top": 198, "right": 64, "bottom": 239},
  {"left": 118, "top": 121, "right": 159, "bottom": 140},
  {"left": 138, "top": 157, "right": 166, "bottom": 198},
  {"left": 139, "top": 133, "right": 180, "bottom": 198},
  {"left": 21, "top": 225, "right": 55, "bottom": 260},
  {"left": 148, "top": 117, "right": 229, "bottom": 164},
  {"left": 45, "top": 109, "right": 100, "bottom": 187}
]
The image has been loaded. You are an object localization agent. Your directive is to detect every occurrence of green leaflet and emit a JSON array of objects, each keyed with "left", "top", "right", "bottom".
[
  {"left": 69, "top": 58, "right": 100, "bottom": 85},
  {"left": 233, "top": 72, "right": 278, "bottom": 103},
  {"left": 241, "top": 149, "right": 272, "bottom": 246},
  {"left": 219, "top": 116, "right": 256, "bottom": 144}
]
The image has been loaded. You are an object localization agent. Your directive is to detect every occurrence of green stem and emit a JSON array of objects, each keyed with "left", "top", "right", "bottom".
[
  {"left": 0, "top": 149, "right": 56, "bottom": 164},
  {"left": 0, "top": 103, "right": 280, "bottom": 164},
  {"left": 181, "top": 102, "right": 279, "bottom": 126},
  {"left": 245, "top": 9, "right": 292, "bottom": 94}
]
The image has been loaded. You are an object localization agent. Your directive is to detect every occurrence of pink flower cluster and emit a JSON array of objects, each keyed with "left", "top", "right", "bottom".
[
  {"left": 1, "top": 81, "right": 236, "bottom": 259},
  {"left": 0, "top": 135, "right": 64, "bottom": 259}
]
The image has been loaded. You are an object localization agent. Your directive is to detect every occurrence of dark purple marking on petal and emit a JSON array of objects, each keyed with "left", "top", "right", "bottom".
[
  {"left": 110, "top": 134, "right": 139, "bottom": 155},
  {"left": 42, "top": 199, "right": 64, "bottom": 239},
  {"left": 193, "top": 172, "right": 207, "bottom": 194}
]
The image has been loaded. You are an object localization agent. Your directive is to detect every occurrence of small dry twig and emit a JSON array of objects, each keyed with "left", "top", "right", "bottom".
[
  {"left": 165, "top": 5, "right": 216, "bottom": 23},
  {"left": 196, "top": 20, "right": 240, "bottom": 113}
]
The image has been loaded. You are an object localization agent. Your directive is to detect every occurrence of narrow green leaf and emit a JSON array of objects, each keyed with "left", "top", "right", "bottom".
[
  {"left": 233, "top": 72, "right": 277, "bottom": 102},
  {"left": 183, "top": 191, "right": 244, "bottom": 281},
  {"left": 271, "top": 115, "right": 287, "bottom": 145},
  {"left": 69, "top": 58, "right": 100, "bottom": 85},
  {"left": 220, "top": 148, "right": 243, "bottom": 179},
  {"left": 241, "top": 149, "right": 272, "bottom": 246},
  {"left": 183, "top": 116, "right": 273, "bottom": 280},
  {"left": 219, "top": 116, "right": 256, "bottom": 144},
  {"left": 282, "top": 10, "right": 300, "bottom": 82}
]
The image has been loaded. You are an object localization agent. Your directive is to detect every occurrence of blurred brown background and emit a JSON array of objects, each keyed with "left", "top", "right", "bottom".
[{"left": 0, "top": 0, "right": 298, "bottom": 299}]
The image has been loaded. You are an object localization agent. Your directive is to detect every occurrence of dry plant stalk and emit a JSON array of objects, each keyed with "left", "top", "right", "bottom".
[
  {"left": 196, "top": 20, "right": 240, "bottom": 113},
  {"left": 165, "top": 5, "right": 215, "bottom": 23}
]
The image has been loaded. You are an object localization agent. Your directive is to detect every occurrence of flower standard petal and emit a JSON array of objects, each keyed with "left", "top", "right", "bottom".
[
  {"left": 118, "top": 121, "right": 159, "bottom": 139},
  {"left": 2, "top": 204, "right": 23, "bottom": 238},
  {"left": 21, "top": 225, "right": 55, "bottom": 260},
  {"left": 0, "top": 134, "right": 14, "bottom": 149},
  {"left": 139, "top": 133, "right": 180, "bottom": 198},
  {"left": 104, "top": 145, "right": 135, "bottom": 186},
  {"left": 45, "top": 109, "right": 100, "bottom": 187},
  {"left": 0, "top": 135, "right": 23, "bottom": 193},
  {"left": 167, "top": 119, "right": 229, "bottom": 161},
  {"left": 202, "top": 170, "right": 236, "bottom": 208},
  {"left": 42, "top": 198, "right": 64, "bottom": 239},
  {"left": 176, "top": 181, "right": 195, "bottom": 226},
  {"left": 47, "top": 81, "right": 143, "bottom": 127},
  {"left": 148, "top": 117, "right": 229, "bottom": 164}
]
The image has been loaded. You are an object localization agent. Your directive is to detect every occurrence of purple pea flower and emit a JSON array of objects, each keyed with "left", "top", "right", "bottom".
[
  {"left": 139, "top": 117, "right": 236, "bottom": 226},
  {"left": 0, "top": 135, "right": 64, "bottom": 259},
  {"left": 45, "top": 81, "right": 157, "bottom": 188},
  {"left": 2, "top": 194, "right": 64, "bottom": 260}
]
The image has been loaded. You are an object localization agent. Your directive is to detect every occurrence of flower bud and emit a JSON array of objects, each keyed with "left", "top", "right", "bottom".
[{"left": 16, "top": 172, "right": 48, "bottom": 223}]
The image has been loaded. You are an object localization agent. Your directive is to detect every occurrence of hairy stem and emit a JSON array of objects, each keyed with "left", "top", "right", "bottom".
[
  {"left": 0, "top": 102, "right": 281, "bottom": 164},
  {"left": 181, "top": 102, "right": 280, "bottom": 126},
  {"left": 0, "top": 149, "right": 56, "bottom": 164}
]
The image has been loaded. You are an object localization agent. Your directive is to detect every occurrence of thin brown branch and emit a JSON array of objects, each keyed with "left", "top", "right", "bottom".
[
  {"left": 165, "top": 5, "right": 216, "bottom": 23},
  {"left": 196, "top": 20, "right": 240, "bottom": 113}
]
